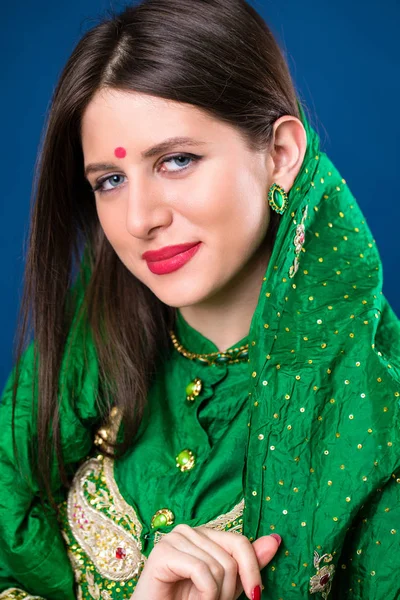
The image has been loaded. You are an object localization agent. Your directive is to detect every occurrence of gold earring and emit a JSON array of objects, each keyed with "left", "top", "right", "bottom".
[{"left": 268, "top": 183, "right": 288, "bottom": 214}]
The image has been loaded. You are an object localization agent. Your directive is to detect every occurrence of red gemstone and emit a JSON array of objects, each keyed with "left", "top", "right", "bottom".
[
  {"left": 115, "top": 547, "right": 127, "bottom": 559},
  {"left": 320, "top": 574, "right": 331, "bottom": 586}
]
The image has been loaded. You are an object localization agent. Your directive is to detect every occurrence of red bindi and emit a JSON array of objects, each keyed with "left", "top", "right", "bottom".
[{"left": 114, "top": 147, "right": 127, "bottom": 159}]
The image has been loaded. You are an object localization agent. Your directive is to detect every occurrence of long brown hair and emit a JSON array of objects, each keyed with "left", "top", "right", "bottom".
[{"left": 11, "top": 0, "right": 304, "bottom": 503}]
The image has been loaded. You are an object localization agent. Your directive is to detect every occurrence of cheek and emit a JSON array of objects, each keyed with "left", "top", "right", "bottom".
[
  {"left": 210, "top": 170, "right": 267, "bottom": 236},
  {"left": 95, "top": 202, "right": 125, "bottom": 249},
  {"left": 188, "top": 164, "right": 248, "bottom": 226}
]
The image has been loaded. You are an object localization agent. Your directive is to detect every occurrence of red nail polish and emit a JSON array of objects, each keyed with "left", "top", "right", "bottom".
[
  {"left": 270, "top": 533, "right": 282, "bottom": 546},
  {"left": 251, "top": 584, "right": 261, "bottom": 600}
]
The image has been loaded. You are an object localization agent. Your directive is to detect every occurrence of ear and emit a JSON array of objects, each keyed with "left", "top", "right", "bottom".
[{"left": 267, "top": 116, "right": 307, "bottom": 193}]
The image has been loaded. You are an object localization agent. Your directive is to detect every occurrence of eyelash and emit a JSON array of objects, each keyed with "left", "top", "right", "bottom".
[{"left": 92, "top": 153, "right": 202, "bottom": 195}]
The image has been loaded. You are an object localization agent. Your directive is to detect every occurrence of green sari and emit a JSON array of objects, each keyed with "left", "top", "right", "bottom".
[{"left": 0, "top": 102, "right": 399, "bottom": 600}]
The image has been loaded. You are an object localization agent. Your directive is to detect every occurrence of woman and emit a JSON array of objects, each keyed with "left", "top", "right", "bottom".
[{"left": 0, "top": 0, "right": 399, "bottom": 599}]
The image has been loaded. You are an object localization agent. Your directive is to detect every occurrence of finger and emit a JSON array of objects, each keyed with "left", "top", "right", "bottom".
[
  {"left": 162, "top": 530, "right": 226, "bottom": 599},
  {"left": 252, "top": 534, "right": 282, "bottom": 569},
  {"left": 196, "top": 527, "right": 280, "bottom": 600},
  {"left": 233, "top": 535, "right": 282, "bottom": 599},
  {"left": 170, "top": 525, "right": 240, "bottom": 600},
  {"left": 139, "top": 540, "right": 220, "bottom": 599}
]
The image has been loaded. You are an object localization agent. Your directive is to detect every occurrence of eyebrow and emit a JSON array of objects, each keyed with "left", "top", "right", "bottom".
[{"left": 84, "top": 136, "right": 207, "bottom": 178}]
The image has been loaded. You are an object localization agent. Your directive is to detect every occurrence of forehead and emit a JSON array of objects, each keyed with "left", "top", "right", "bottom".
[
  {"left": 80, "top": 89, "right": 253, "bottom": 163},
  {"left": 81, "top": 89, "right": 221, "bottom": 143}
]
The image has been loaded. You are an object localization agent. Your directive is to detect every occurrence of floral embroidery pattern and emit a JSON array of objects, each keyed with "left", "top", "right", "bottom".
[
  {"left": 289, "top": 204, "right": 309, "bottom": 278},
  {"left": 0, "top": 590, "right": 43, "bottom": 600},
  {"left": 309, "top": 551, "right": 335, "bottom": 599},
  {"left": 66, "top": 457, "right": 146, "bottom": 581},
  {"left": 60, "top": 407, "right": 246, "bottom": 599}
]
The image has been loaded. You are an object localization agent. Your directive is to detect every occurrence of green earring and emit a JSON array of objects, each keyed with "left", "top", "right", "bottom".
[{"left": 268, "top": 183, "right": 288, "bottom": 214}]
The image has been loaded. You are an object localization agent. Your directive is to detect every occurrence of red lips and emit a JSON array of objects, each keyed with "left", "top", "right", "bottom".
[{"left": 142, "top": 242, "right": 200, "bottom": 262}]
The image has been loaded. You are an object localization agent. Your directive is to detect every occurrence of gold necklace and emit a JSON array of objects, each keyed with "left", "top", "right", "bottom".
[{"left": 168, "top": 329, "right": 249, "bottom": 366}]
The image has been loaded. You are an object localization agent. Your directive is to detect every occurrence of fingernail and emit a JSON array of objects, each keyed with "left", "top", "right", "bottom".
[
  {"left": 270, "top": 533, "right": 282, "bottom": 546},
  {"left": 251, "top": 585, "right": 261, "bottom": 600}
]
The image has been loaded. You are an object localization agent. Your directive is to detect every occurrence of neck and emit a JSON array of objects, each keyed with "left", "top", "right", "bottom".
[{"left": 179, "top": 242, "right": 272, "bottom": 352}]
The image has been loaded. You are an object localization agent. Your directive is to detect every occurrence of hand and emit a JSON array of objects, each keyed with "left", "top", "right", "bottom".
[{"left": 131, "top": 524, "right": 281, "bottom": 600}]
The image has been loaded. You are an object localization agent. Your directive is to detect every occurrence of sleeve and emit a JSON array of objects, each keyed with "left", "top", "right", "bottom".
[
  {"left": 332, "top": 473, "right": 400, "bottom": 599},
  {"left": 0, "top": 341, "right": 76, "bottom": 600},
  {"left": 0, "top": 257, "right": 100, "bottom": 600}
]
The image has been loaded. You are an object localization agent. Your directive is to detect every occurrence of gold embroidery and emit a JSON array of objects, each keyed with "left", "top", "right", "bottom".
[
  {"left": 103, "top": 456, "right": 144, "bottom": 535},
  {"left": 0, "top": 591, "right": 43, "bottom": 600},
  {"left": 67, "top": 457, "right": 146, "bottom": 581},
  {"left": 205, "top": 498, "right": 245, "bottom": 532},
  {"left": 86, "top": 568, "right": 113, "bottom": 600},
  {"left": 63, "top": 406, "right": 245, "bottom": 596},
  {"left": 94, "top": 406, "right": 121, "bottom": 454},
  {"left": 309, "top": 551, "right": 335, "bottom": 598},
  {"left": 153, "top": 498, "right": 245, "bottom": 544}
]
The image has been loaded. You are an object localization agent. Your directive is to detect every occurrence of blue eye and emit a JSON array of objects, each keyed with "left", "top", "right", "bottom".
[
  {"left": 162, "top": 154, "right": 193, "bottom": 171},
  {"left": 93, "top": 174, "right": 126, "bottom": 194},
  {"left": 92, "top": 153, "right": 201, "bottom": 195}
]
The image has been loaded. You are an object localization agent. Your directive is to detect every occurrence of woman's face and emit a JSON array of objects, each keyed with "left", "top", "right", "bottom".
[{"left": 81, "top": 89, "right": 273, "bottom": 308}]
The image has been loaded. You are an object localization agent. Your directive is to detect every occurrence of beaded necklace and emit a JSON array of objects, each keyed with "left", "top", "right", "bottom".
[{"left": 168, "top": 329, "right": 249, "bottom": 366}]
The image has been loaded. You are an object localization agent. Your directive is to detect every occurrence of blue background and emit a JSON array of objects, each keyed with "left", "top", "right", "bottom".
[{"left": 1, "top": 0, "right": 399, "bottom": 388}]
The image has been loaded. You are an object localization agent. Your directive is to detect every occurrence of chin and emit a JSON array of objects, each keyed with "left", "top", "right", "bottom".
[{"left": 147, "top": 280, "right": 213, "bottom": 309}]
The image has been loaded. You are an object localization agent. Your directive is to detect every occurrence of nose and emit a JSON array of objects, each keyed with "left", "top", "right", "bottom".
[{"left": 125, "top": 172, "right": 172, "bottom": 239}]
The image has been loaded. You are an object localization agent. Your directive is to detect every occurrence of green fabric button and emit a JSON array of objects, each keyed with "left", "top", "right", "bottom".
[
  {"left": 176, "top": 449, "right": 195, "bottom": 471},
  {"left": 151, "top": 508, "right": 175, "bottom": 529}
]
